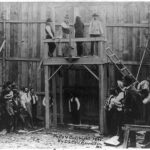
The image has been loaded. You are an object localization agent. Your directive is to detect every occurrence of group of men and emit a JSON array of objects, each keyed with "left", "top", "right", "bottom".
[
  {"left": 0, "top": 81, "right": 38, "bottom": 133},
  {"left": 105, "top": 75, "right": 150, "bottom": 147},
  {"left": 45, "top": 12, "right": 103, "bottom": 57}
]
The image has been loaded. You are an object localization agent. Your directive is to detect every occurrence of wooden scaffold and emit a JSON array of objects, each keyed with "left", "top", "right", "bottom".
[{"left": 43, "top": 37, "right": 107, "bottom": 134}]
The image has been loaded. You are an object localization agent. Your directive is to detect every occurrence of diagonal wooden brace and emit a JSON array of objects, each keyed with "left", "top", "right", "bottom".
[
  {"left": 38, "top": 59, "right": 43, "bottom": 71},
  {"left": 83, "top": 64, "right": 99, "bottom": 81},
  {"left": 0, "top": 40, "right": 6, "bottom": 53},
  {"left": 48, "top": 65, "right": 63, "bottom": 81}
]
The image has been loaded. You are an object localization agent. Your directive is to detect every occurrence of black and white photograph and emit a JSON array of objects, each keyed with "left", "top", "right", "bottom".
[{"left": 0, "top": 0, "right": 150, "bottom": 149}]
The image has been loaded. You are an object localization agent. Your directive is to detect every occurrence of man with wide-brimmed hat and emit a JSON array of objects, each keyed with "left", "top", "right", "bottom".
[
  {"left": 59, "top": 14, "right": 71, "bottom": 57},
  {"left": 89, "top": 13, "right": 103, "bottom": 56}
]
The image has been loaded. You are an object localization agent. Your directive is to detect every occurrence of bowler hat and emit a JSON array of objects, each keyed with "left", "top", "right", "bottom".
[{"left": 92, "top": 13, "right": 99, "bottom": 17}]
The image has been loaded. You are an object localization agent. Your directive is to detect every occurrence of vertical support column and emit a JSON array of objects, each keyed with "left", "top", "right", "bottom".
[
  {"left": 2, "top": 10, "right": 6, "bottom": 85},
  {"left": 45, "top": 65, "right": 50, "bottom": 130},
  {"left": 44, "top": 37, "right": 50, "bottom": 129},
  {"left": 59, "top": 70, "right": 63, "bottom": 124},
  {"left": 52, "top": 66, "right": 57, "bottom": 127},
  {"left": 98, "top": 41, "right": 107, "bottom": 134},
  {"left": 51, "top": 7, "right": 56, "bottom": 56},
  {"left": 98, "top": 65, "right": 104, "bottom": 134}
]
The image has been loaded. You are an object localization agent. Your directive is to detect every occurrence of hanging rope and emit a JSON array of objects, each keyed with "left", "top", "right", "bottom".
[{"left": 136, "top": 39, "right": 149, "bottom": 80}]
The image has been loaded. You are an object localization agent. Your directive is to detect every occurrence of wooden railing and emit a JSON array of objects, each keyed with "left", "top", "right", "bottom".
[{"left": 43, "top": 37, "right": 107, "bottom": 58}]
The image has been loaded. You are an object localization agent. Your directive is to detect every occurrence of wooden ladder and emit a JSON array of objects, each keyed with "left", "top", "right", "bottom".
[{"left": 105, "top": 47, "right": 137, "bottom": 83}]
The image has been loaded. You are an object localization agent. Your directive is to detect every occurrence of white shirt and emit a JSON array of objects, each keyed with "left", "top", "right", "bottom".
[
  {"left": 89, "top": 20, "right": 103, "bottom": 35},
  {"left": 45, "top": 25, "right": 54, "bottom": 38},
  {"left": 20, "top": 92, "right": 31, "bottom": 110},
  {"left": 68, "top": 97, "right": 80, "bottom": 112}
]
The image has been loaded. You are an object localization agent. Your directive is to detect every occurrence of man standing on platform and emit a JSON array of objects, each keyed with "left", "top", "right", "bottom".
[
  {"left": 45, "top": 18, "right": 56, "bottom": 57},
  {"left": 74, "top": 16, "right": 84, "bottom": 57},
  {"left": 59, "top": 14, "right": 71, "bottom": 57},
  {"left": 89, "top": 13, "right": 103, "bottom": 56}
]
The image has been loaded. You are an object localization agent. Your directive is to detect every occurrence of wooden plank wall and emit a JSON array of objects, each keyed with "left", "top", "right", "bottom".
[{"left": 0, "top": 2, "right": 150, "bottom": 123}]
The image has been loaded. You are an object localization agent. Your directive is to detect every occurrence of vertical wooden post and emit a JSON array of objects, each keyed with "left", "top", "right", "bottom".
[
  {"left": 98, "top": 41, "right": 107, "bottom": 134},
  {"left": 52, "top": 66, "right": 57, "bottom": 127},
  {"left": 98, "top": 65, "right": 104, "bottom": 134},
  {"left": 44, "top": 37, "right": 50, "bottom": 129},
  {"left": 59, "top": 70, "right": 63, "bottom": 124},
  {"left": 51, "top": 7, "right": 56, "bottom": 56},
  {"left": 45, "top": 65, "right": 50, "bottom": 130},
  {"left": 2, "top": 10, "right": 6, "bottom": 85}
]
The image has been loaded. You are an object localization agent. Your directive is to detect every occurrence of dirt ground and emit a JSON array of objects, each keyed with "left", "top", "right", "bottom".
[
  {"left": 0, "top": 127, "right": 105, "bottom": 150},
  {"left": 0, "top": 127, "right": 146, "bottom": 149}
]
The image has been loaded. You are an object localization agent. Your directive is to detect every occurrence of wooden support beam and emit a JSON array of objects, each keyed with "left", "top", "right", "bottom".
[
  {"left": 107, "top": 23, "right": 150, "bottom": 28},
  {"left": 1, "top": 57, "right": 150, "bottom": 66},
  {"left": 43, "top": 56, "right": 105, "bottom": 65},
  {"left": 2, "top": 12, "right": 6, "bottom": 85},
  {"left": 44, "top": 37, "right": 107, "bottom": 43},
  {"left": 59, "top": 70, "right": 63, "bottom": 124},
  {"left": 52, "top": 66, "right": 57, "bottom": 127},
  {"left": 38, "top": 59, "right": 43, "bottom": 71},
  {"left": 83, "top": 65, "right": 99, "bottom": 81},
  {"left": 0, "top": 40, "right": 6, "bottom": 53},
  {"left": 99, "top": 64, "right": 107, "bottom": 134},
  {"left": 44, "top": 38, "right": 50, "bottom": 130},
  {"left": 48, "top": 65, "right": 62, "bottom": 80},
  {"left": 4, "top": 57, "right": 40, "bottom": 62},
  {"left": 0, "top": 20, "right": 149, "bottom": 28},
  {"left": 44, "top": 65, "right": 50, "bottom": 130}
]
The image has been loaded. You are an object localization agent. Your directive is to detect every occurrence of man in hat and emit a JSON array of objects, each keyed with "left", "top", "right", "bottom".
[
  {"left": 59, "top": 14, "right": 72, "bottom": 57},
  {"left": 118, "top": 75, "right": 142, "bottom": 147},
  {"left": 89, "top": 13, "right": 103, "bottom": 56},
  {"left": 45, "top": 18, "right": 56, "bottom": 57},
  {"left": 30, "top": 88, "right": 38, "bottom": 125},
  {"left": 60, "top": 14, "right": 70, "bottom": 39}
]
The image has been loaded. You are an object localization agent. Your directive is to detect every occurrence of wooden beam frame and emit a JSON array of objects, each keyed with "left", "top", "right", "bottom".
[
  {"left": 2, "top": 11, "right": 6, "bottom": 85},
  {"left": 59, "top": 69, "right": 63, "bottom": 124},
  {"left": 1, "top": 57, "right": 150, "bottom": 66},
  {"left": 48, "top": 65, "right": 62, "bottom": 80},
  {"left": 44, "top": 37, "right": 107, "bottom": 43},
  {"left": 43, "top": 57, "right": 105, "bottom": 65},
  {"left": 0, "top": 40, "right": 6, "bottom": 52},
  {"left": 83, "top": 65, "right": 99, "bottom": 81},
  {"left": 44, "top": 40, "right": 50, "bottom": 130},
  {"left": 44, "top": 66, "right": 50, "bottom": 130},
  {"left": 0, "top": 20, "right": 149, "bottom": 28},
  {"left": 52, "top": 66, "right": 57, "bottom": 127}
]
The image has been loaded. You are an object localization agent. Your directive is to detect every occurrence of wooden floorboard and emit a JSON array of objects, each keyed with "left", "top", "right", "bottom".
[{"left": 43, "top": 56, "right": 105, "bottom": 65}]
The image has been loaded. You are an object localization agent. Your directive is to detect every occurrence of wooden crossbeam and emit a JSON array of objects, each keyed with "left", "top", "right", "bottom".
[
  {"left": 44, "top": 37, "right": 106, "bottom": 43},
  {"left": 0, "top": 40, "right": 5, "bottom": 53},
  {"left": 43, "top": 57, "right": 104, "bottom": 65},
  {"left": 83, "top": 65, "right": 99, "bottom": 81},
  {"left": 48, "top": 65, "right": 62, "bottom": 80},
  {"left": 38, "top": 59, "right": 43, "bottom": 71}
]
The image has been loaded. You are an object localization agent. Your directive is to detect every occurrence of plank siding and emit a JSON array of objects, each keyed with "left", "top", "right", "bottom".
[{"left": 0, "top": 2, "right": 150, "bottom": 125}]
